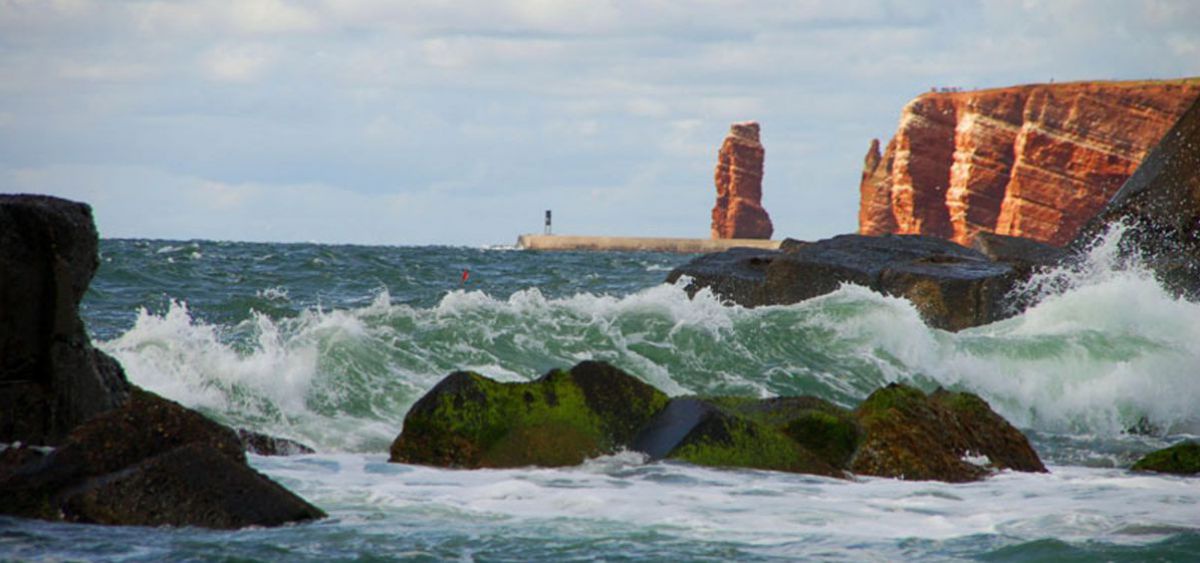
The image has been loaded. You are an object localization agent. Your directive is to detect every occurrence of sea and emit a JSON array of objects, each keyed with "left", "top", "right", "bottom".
[{"left": 2, "top": 230, "right": 1198, "bottom": 561}]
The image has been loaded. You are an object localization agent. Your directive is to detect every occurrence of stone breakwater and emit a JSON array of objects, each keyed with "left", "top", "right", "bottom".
[
  {"left": 712, "top": 121, "right": 773, "bottom": 240},
  {"left": 860, "top": 79, "right": 1200, "bottom": 246}
]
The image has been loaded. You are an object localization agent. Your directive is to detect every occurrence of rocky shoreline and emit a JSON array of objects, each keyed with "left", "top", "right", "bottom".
[
  {"left": 670, "top": 93, "right": 1200, "bottom": 331},
  {"left": 2, "top": 86, "right": 1197, "bottom": 531},
  {"left": 0, "top": 194, "right": 324, "bottom": 529}
]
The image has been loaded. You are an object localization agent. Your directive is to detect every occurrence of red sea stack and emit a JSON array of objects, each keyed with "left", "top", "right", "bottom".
[
  {"left": 712, "top": 121, "right": 774, "bottom": 239},
  {"left": 859, "top": 79, "right": 1200, "bottom": 246}
]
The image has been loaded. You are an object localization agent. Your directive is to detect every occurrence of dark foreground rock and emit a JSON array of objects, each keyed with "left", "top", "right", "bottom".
[
  {"left": 0, "top": 194, "right": 130, "bottom": 444},
  {"left": 238, "top": 428, "right": 316, "bottom": 456},
  {"left": 392, "top": 364, "right": 1045, "bottom": 482},
  {"left": 1071, "top": 93, "right": 1200, "bottom": 299},
  {"left": 668, "top": 234, "right": 1062, "bottom": 331},
  {"left": 1131, "top": 441, "right": 1200, "bottom": 476},
  {"left": 0, "top": 388, "right": 326, "bottom": 527},
  {"left": 0, "top": 194, "right": 324, "bottom": 528},
  {"left": 390, "top": 360, "right": 669, "bottom": 468}
]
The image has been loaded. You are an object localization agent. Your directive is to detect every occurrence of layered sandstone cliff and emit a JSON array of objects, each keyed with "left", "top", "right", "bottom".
[
  {"left": 712, "top": 121, "right": 773, "bottom": 239},
  {"left": 860, "top": 79, "right": 1200, "bottom": 246}
]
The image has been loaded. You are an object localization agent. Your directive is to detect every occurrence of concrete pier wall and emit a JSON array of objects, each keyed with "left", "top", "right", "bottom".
[{"left": 516, "top": 234, "right": 781, "bottom": 253}]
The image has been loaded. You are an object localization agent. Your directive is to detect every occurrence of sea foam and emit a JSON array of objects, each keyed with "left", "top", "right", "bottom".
[{"left": 100, "top": 226, "right": 1200, "bottom": 452}]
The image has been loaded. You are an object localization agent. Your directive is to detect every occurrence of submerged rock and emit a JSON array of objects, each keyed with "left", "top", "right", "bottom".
[
  {"left": 238, "top": 428, "right": 316, "bottom": 456},
  {"left": 668, "top": 234, "right": 1025, "bottom": 331},
  {"left": 389, "top": 361, "right": 669, "bottom": 468},
  {"left": 850, "top": 384, "right": 1045, "bottom": 482},
  {"left": 0, "top": 388, "right": 326, "bottom": 527},
  {"left": 1131, "top": 441, "right": 1200, "bottom": 476}
]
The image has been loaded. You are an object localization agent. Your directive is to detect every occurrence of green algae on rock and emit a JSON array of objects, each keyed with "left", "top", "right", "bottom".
[
  {"left": 392, "top": 365, "right": 1044, "bottom": 483},
  {"left": 658, "top": 396, "right": 856, "bottom": 478},
  {"left": 389, "top": 360, "right": 669, "bottom": 468},
  {"left": 850, "top": 383, "right": 1046, "bottom": 482},
  {"left": 1131, "top": 441, "right": 1200, "bottom": 476}
]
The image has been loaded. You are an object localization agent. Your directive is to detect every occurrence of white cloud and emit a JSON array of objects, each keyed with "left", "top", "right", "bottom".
[
  {"left": 59, "top": 62, "right": 152, "bottom": 81},
  {"left": 3, "top": 0, "right": 1199, "bottom": 244},
  {"left": 132, "top": 0, "right": 317, "bottom": 37},
  {"left": 229, "top": 0, "right": 318, "bottom": 34},
  {"left": 200, "top": 44, "right": 279, "bottom": 82}
]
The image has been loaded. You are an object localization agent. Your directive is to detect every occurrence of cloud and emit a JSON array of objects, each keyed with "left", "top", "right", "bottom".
[
  {"left": 132, "top": 0, "right": 318, "bottom": 37},
  {"left": 3, "top": 0, "right": 1199, "bottom": 244},
  {"left": 200, "top": 43, "right": 279, "bottom": 82}
]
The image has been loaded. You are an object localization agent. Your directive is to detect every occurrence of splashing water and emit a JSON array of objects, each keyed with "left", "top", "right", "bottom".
[{"left": 94, "top": 230, "right": 1200, "bottom": 457}]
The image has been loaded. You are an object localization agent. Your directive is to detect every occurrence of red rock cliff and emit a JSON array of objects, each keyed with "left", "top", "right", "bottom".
[
  {"left": 712, "top": 121, "right": 773, "bottom": 239},
  {"left": 860, "top": 79, "right": 1200, "bottom": 246}
]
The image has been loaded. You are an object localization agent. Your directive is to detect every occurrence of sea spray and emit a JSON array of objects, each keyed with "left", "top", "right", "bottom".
[{"left": 42, "top": 238, "right": 1200, "bottom": 560}]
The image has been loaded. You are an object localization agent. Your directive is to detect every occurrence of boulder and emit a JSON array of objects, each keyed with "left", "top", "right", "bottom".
[
  {"left": 1071, "top": 94, "right": 1200, "bottom": 299},
  {"left": 0, "top": 388, "right": 326, "bottom": 526},
  {"left": 971, "top": 231, "right": 1069, "bottom": 273},
  {"left": 0, "top": 195, "right": 325, "bottom": 528},
  {"left": 389, "top": 361, "right": 669, "bottom": 468},
  {"left": 238, "top": 428, "right": 316, "bottom": 456},
  {"left": 0, "top": 194, "right": 130, "bottom": 445},
  {"left": 850, "top": 384, "right": 1045, "bottom": 482},
  {"left": 669, "top": 234, "right": 1022, "bottom": 331},
  {"left": 395, "top": 366, "right": 1045, "bottom": 482},
  {"left": 1131, "top": 441, "right": 1200, "bottom": 476},
  {"left": 631, "top": 396, "right": 857, "bottom": 478},
  {"left": 60, "top": 442, "right": 323, "bottom": 529}
]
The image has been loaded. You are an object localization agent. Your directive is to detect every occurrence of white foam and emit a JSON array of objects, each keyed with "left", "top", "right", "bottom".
[
  {"left": 99, "top": 224, "right": 1200, "bottom": 452},
  {"left": 260, "top": 453, "right": 1200, "bottom": 551}
]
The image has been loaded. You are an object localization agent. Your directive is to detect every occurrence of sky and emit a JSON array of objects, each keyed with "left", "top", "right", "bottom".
[{"left": 2, "top": 0, "right": 1199, "bottom": 246}]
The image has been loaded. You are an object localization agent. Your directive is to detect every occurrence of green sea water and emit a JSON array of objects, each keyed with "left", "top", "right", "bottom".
[{"left": 3, "top": 237, "right": 1198, "bottom": 561}]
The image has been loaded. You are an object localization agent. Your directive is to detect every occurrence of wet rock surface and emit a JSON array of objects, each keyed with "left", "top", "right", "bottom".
[
  {"left": 389, "top": 360, "right": 669, "bottom": 468},
  {"left": 0, "top": 195, "right": 324, "bottom": 529},
  {"left": 1131, "top": 441, "right": 1200, "bottom": 476},
  {"left": 238, "top": 429, "right": 316, "bottom": 456},
  {"left": 668, "top": 234, "right": 1027, "bottom": 331},
  {"left": 1071, "top": 94, "right": 1200, "bottom": 300},
  {"left": 0, "top": 194, "right": 130, "bottom": 445},
  {"left": 850, "top": 384, "right": 1045, "bottom": 482},
  {"left": 0, "top": 388, "right": 326, "bottom": 527},
  {"left": 393, "top": 365, "right": 1044, "bottom": 483}
]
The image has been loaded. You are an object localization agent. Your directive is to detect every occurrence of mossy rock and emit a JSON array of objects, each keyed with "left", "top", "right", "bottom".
[
  {"left": 850, "top": 383, "right": 1045, "bottom": 482},
  {"left": 709, "top": 396, "right": 862, "bottom": 469},
  {"left": 631, "top": 395, "right": 856, "bottom": 478},
  {"left": 929, "top": 388, "right": 1044, "bottom": 473},
  {"left": 1131, "top": 441, "right": 1200, "bottom": 475},
  {"left": 389, "top": 361, "right": 669, "bottom": 468}
]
